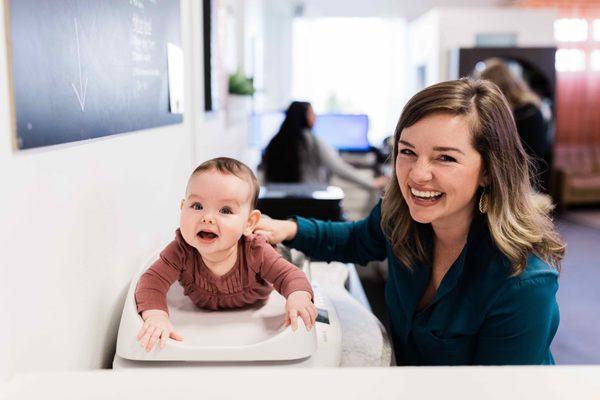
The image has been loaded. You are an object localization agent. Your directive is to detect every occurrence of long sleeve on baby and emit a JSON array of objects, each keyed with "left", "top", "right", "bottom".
[{"left": 135, "top": 236, "right": 186, "bottom": 314}]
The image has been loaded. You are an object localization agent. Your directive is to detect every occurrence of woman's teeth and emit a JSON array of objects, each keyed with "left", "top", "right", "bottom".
[{"left": 410, "top": 187, "right": 443, "bottom": 199}]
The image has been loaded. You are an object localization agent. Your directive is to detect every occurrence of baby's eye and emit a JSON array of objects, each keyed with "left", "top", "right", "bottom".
[
  {"left": 191, "top": 202, "right": 203, "bottom": 211},
  {"left": 439, "top": 155, "right": 457, "bottom": 162},
  {"left": 220, "top": 206, "right": 233, "bottom": 215},
  {"left": 399, "top": 148, "right": 416, "bottom": 156}
]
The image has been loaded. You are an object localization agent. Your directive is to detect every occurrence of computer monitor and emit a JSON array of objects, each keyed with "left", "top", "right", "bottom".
[
  {"left": 313, "top": 114, "right": 370, "bottom": 152},
  {"left": 250, "top": 112, "right": 371, "bottom": 152}
]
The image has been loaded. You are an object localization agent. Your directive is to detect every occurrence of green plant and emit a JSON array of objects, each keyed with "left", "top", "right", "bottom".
[{"left": 228, "top": 71, "right": 255, "bottom": 95}]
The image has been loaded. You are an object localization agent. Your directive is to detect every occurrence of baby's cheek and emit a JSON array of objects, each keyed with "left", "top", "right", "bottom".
[{"left": 179, "top": 218, "right": 195, "bottom": 241}]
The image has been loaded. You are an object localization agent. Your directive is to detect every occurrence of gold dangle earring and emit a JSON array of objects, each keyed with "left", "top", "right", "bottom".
[{"left": 479, "top": 187, "right": 488, "bottom": 214}]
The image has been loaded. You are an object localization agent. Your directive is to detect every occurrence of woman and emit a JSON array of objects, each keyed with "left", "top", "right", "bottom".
[
  {"left": 479, "top": 59, "right": 552, "bottom": 192},
  {"left": 262, "top": 101, "right": 387, "bottom": 190},
  {"left": 255, "top": 79, "right": 565, "bottom": 365}
]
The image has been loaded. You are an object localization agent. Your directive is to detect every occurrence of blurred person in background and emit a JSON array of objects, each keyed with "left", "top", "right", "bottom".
[
  {"left": 261, "top": 101, "right": 388, "bottom": 191},
  {"left": 479, "top": 59, "right": 552, "bottom": 192}
]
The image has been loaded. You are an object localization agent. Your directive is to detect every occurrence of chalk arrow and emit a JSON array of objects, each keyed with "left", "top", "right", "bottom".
[{"left": 71, "top": 18, "right": 88, "bottom": 112}]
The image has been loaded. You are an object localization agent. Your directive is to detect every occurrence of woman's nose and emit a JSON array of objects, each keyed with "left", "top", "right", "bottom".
[{"left": 409, "top": 159, "right": 433, "bottom": 183}]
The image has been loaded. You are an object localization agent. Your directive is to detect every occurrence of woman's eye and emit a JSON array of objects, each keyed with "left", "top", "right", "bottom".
[
  {"left": 439, "top": 155, "right": 457, "bottom": 162},
  {"left": 191, "top": 202, "right": 203, "bottom": 210},
  {"left": 399, "top": 149, "right": 415, "bottom": 156},
  {"left": 220, "top": 207, "right": 233, "bottom": 214}
]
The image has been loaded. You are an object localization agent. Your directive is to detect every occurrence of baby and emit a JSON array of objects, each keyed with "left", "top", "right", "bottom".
[{"left": 135, "top": 157, "right": 317, "bottom": 352}]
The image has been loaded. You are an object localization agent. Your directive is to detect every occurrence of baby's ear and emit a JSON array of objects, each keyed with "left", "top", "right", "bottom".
[
  {"left": 179, "top": 199, "right": 185, "bottom": 210},
  {"left": 244, "top": 209, "right": 261, "bottom": 236}
]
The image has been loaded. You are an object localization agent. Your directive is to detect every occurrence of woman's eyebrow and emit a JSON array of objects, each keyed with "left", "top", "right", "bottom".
[
  {"left": 433, "top": 146, "right": 465, "bottom": 155},
  {"left": 399, "top": 140, "right": 465, "bottom": 155}
]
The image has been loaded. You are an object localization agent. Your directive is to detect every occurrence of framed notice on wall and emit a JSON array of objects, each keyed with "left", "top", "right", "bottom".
[{"left": 5, "top": 0, "right": 183, "bottom": 150}]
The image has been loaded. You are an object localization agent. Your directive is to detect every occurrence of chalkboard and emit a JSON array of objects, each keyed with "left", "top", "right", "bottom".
[{"left": 6, "top": 0, "right": 183, "bottom": 150}]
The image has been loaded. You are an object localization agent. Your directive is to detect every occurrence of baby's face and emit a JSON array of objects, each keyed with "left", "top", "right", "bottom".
[{"left": 180, "top": 169, "right": 258, "bottom": 258}]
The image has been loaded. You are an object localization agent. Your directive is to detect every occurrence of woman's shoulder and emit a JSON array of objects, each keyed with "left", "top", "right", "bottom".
[
  {"left": 488, "top": 255, "right": 559, "bottom": 323},
  {"left": 513, "top": 254, "right": 559, "bottom": 285},
  {"left": 464, "top": 228, "right": 558, "bottom": 303},
  {"left": 489, "top": 252, "right": 558, "bottom": 305},
  {"left": 479, "top": 240, "right": 558, "bottom": 280}
]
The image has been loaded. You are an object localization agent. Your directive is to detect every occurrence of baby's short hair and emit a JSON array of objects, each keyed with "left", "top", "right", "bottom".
[{"left": 192, "top": 157, "right": 260, "bottom": 208}]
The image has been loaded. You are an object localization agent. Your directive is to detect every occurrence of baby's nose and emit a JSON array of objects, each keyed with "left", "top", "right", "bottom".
[{"left": 201, "top": 214, "right": 215, "bottom": 224}]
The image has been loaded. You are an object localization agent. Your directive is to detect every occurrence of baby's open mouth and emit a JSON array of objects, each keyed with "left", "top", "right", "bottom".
[{"left": 198, "top": 231, "right": 218, "bottom": 239}]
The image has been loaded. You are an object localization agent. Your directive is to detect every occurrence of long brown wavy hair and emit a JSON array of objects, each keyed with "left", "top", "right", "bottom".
[{"left": 380, "top": 78, "right": 564, "bottom": 274}]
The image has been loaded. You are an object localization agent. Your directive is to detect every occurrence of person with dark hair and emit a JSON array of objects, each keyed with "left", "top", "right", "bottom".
[
  {"left": 478, "top": 59, "right": 552, "bottom": 192},
  {"left": 262, "top": 101, "right": 387, "bottom": 190},
  {"left": 255, "top": 79, "right": 565, "bottom": 365}
]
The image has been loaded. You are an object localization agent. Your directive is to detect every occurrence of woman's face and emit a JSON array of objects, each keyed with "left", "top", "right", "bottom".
[
  {"left": 306, "top": 106, "right": 316, "bottom": 128},
  {"left": 395, "top": 113, "right": 487, "bottom": 230}
]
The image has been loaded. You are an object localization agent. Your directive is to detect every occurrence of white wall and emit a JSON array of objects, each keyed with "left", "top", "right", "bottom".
[
  {"left": 407, "top": 6, "right": 557, "bottom": 96},
  {"left": 406, "top": 10, "right": 441, "bottom": 97},
  {"left": 300, "top": 0, "right": 401, "bottom": 18},
  {"left": 260, "top": 0, "right": 404, "bottom": 112},
  {"left": 0, "top": 0, "right": 255, "bottom": 380},
  {"left": 261, "top": 0, "right": 295, "bottom": 111}
]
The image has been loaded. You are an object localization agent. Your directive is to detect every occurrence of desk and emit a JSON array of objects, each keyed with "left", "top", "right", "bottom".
[{"left": 4, "top": 366, "right": 600, "bottom": 399}]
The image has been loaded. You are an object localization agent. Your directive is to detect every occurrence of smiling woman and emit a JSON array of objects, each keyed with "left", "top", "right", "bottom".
[
  {"left": 395, "top": 114, "right": 484, "bottom": 228},
  {"left": 254, "top": 78, "right": 566, "bottom": 365}
]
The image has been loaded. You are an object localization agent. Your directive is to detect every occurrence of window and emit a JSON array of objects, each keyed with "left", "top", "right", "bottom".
[
  {"left": 591, "top": 50, "right": 600, "bottom": 71},
  {"left": 593, "top": 19, "right": 600, "bottom": 41},
  {"left": 554, "top": 17, "right": 600, "bottom": 72},
  {"left": 291, "top": 18, "right": 406, "bottom": 146},
  {"left": 554, "top": 18, "right": 588, "bottom": 42},
  {"left": 556, "top": 49, "right": 586, "bottom": 72}
]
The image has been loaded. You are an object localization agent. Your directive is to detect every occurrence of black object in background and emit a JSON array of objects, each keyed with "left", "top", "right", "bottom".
[
  {"left": 258, "top": 184, "right": 344, "bottom": 222},
  {"left": 7, "top": 0, "right": 182, "bottom": 150},
  {"left": 453, "top": 47, "right": 556, "bottom": 114},
  {"left": 453, "top": 47, "right": 557, "bottom": 193}
]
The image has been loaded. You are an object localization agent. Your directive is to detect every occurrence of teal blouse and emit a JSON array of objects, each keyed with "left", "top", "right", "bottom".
[{"left": 289, "top": 201, "right": 559, "bottom": 365}]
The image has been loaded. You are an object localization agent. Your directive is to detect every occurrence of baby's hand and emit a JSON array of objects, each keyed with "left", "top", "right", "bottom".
[
  {"left": 285, "top": 291, "right": 317, "bottom": 331},
  {"left": 136, "top": 309, "right": 184, "bottom": 352}
]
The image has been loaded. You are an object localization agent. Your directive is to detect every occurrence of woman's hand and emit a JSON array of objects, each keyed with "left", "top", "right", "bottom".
[
  {"left": 285, "top": 291, "right": 317, "bottom": 331},
  {"left": 137, "top": 309, "right": 183, "bottom": 352},
  {"left": 254, "top": 215, "right": 298, "bottom": 244}
]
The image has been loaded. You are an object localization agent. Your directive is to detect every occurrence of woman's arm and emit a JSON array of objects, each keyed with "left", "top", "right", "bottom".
[
  {"left": 255, "top": 202, "right": 388, "bottom": 265},
  {"left": 472, "top": 274, "right": 559, "bottom": 365},
  {"left": 288, "top": 201, "right": 388, "bottom": 265},
  {"left": 313, "top": 135, "right": 379, "bottom": 190}
]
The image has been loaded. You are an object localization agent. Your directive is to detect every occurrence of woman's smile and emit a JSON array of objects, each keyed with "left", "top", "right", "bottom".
[{"left": 409, "top": 186, "right": 444, "bottom": 207}]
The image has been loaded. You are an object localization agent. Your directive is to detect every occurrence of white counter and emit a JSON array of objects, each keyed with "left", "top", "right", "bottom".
[{"left": 2, "top": 366, "right": 600, "bottom": 399}]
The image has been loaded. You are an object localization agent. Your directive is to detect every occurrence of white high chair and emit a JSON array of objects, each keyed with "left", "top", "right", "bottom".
[{"left": 113, "top": 249, "right": 342, "bottom": 368}]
